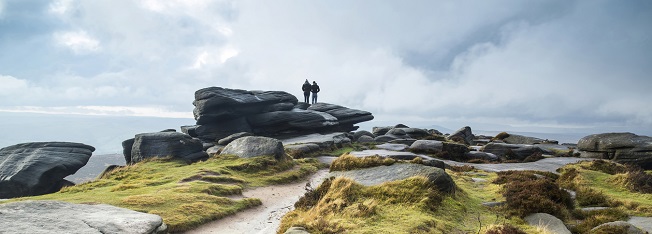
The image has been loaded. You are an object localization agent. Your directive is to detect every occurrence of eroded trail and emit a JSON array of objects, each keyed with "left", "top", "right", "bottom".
[{"left": 185, "top": 169, "right": 329, "bottom": 234}]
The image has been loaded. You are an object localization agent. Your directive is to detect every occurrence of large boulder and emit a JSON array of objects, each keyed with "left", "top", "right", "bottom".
[
  {"left": 193, "top": 87, "right": 298, "bottom": 124},
  {"left": 524, "top": 213, "right": 571, "bottom": 234},
  {"left": 307, "top": 103, "right": 374, "bottom": 126},
  {"left": 372, "top": 126, "right": 392, "bottom": 136},
  {"left": 409, "top": 140, "right": 444, "bottom": 154},
  {"left": 578, "top": 133, "right": 652, "bottom": 169},
  {"left": 217, "top": 132, "right": 254, "bottom": 145},
  {"left": 0, "top": 200, "right": 166, "bottom": 234},
  {"left": 128, "top": 132, "right": 208, "bottom": 163},
  {"left": 448, "top": 126, "right": 474, "bottom": 145},
  {"left": 400, "top": 128, "right": 431, "bottom": 139},
  {"left": 0, "top": 142, "right": 95, "bottom": 199},
  {"left": 247, "top": 109, "right": 339, "bottom": 134},
  {"left": 385, "top": 128, "right": 409, "bottom": 139},
  {"left": 353, "top": 130, "right": 375, "bottom": 141},
  {"left": 329, "top": 163, "right": 455, "bottom": 194},
  {"left": 481, "top": 142, "right": 544, "bottom": 160},
  {"left": 221, "top": 136, "right": 287, "bottom": 161},
  {"left": 591, "top": 221, "right": 646, "bottom": 234},
  {"left": 503, "top": 134, "right": 554, "bottom": 145},
  {"left": 194, "top": 117, "right": 252, "bottom": 142}
]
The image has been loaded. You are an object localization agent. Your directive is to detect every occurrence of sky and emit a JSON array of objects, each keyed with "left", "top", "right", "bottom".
[{"left": 1, "top": 0, "right": 651, "bottom": 136}]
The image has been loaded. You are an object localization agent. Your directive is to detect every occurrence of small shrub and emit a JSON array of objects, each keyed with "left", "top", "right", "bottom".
[
  {"left": 580, "top": 160, "right": 627, "bottom": 175},
  {"left": 330, "top": 154, "right": 395, "bottom": 171},
  {"left": 493, "top": 171, "right": 540, "bottom": 185},
  {"left": 484, "top": 224, "right": 526, "bottom": 234},
  {"left": 575, "top": 187, "right": 610, "bottom": 207},
  {"left": 570, "top": 208, "right": 628, "bottom": 234},
  {"left": 295, "top": 177, "right": 334, "bottom": 210},
  {"left": 449, "top": 164, "right": 475, "bottom": 172},
  {"left": 500, "top": 172, "right": 573, "bottom": 218},
  {"left": 623, "top": 165, "right": 652, "bottom": 193}
]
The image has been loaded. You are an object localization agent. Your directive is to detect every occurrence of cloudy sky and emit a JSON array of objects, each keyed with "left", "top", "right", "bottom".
[{"left": 1, "top": 0, "right": 651, "bottom": 135}]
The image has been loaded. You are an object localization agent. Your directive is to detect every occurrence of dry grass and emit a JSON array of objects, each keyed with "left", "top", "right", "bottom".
[{"left": 329, "top": 154, "right": 395, "bottom": 172}]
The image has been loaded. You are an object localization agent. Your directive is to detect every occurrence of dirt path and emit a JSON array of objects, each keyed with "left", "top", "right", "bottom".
[{"left": 184, "top": 169, "right": 329, "bottom": 234}]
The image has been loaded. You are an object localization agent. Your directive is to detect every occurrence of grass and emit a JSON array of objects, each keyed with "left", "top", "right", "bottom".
[
  {"left": 329, "top": 154, "right": 396, "bottom": 171},
  {"left": 1, "top": 155, "right": 324, "bottom": 232},
  {"left": 279, "top": 167, "right": 549, "bottom": 234}
]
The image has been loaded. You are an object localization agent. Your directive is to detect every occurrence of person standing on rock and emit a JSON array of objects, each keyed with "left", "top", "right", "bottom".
[
  {"left": 302, "top": 79, "right": 311, "bottom": 103},
  {"left": 311, "top": 81, "right": 320, "bottom": 104}
]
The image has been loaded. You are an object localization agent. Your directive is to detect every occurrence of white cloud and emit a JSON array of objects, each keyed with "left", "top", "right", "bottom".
[
  {"left": 0, "top": 75, "right": 28, "bottom": 95},
  {"left": 49, "top": 0, "right": 74, "bottom": 16},
  {"left": 0, "top": 106, "right": 191, "bottom": 118},
  {"left": 54, "top": 30, "right": 101, "bottom": 54}
]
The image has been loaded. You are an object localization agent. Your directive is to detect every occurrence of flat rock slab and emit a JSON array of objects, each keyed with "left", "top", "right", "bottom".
[
  {"left": 628, "top": 217, "right": 652, "bottom": 233},
  {"left": 375, "top": 143, "right": 409, "bottom": 151},
  {"left": 349, "top": 149, "right": 419, "bottom": 158},
  {"left": 280, "top": 133, "right": 347, "bottom": 146},
  {"left": 0, "top": 200, "right": 166, "bottom": 234},
  {"left": 524, "top": 213, "right": 571, "bottom": 234}
]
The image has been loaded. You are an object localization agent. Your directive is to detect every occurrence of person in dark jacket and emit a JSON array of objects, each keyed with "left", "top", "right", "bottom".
[
  {"left": 311, "top": 81, "right": 320, "bottom": 104},
  {"left": 301, "top": 79, "right": 311, "bottom": 103}
]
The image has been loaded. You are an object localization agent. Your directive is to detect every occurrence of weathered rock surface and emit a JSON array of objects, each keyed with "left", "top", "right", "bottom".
[
  {"left": 578, "top": 132, "right": 652, "bottom": 168},
  {"left": 592, "top": 221, "right": 646, "bottom": 234},
  {"left": 284, "top": 227, "right": 311, "bottom": 234},
  {"left": 503, "top": 134, "right": 551, "bottom": 145},
  {"left": 281, "top": 133, "right": 351, "bottom": 149},
  {"left": 126, "top": 132, "right": 208, "bottom": 164},
  {"left": 221, "top": 136, "right": 286, "bottom": 161},
  {"left": 409, "top": 140, "right": 443, "bottom": 154},
  {"left": 481, "top": 142, "right": 545, "bottom": 160},
  {"left": 628, "top": 217, "right": 652, "bottom": 233},
  {"left": 372, "top": 126, "right": 392, "bottom": 136},
  {"left": 375, "top": 143, "right": 409, "bottom": 151},
  {"left": 352, "top": 130, "right": 375, "bottom": 141},
  {"left": 524, "top": 213, "right": 571, "bottom": 234},
  {"left": 374, "top": 135, "right": 398, "bottom": 143},
  {"left": 385, "top": 128, "right": 409, "bottom": 139},
  {"left": 0, "top": 142, "right": 95, "bottom": 199},
  {"left": 217, "top": 132, "right": 254, "bottom": 145},
  {"left": 448, "top": 126, "right": 474, "bottom": 145},
  {"left": 399, "top": 128, "right": 431, "bottom": 139},
  {"left": 330, "top": 163, "right": 455, "bottom": 193},
  {"left": 191, "top": 87, "right": 373, "bottom": 141},
  {"left": 0, "top": 200, "right": 166, "bottom": 234},
  {"left": 465, "top": 151, "right": 499, "bottom": 161},
  {"left": 356, "top": 135, "right": 374, "bottom": 143},
  {"left": 285, "top": 143, "right": 321, "bottom": 158}
]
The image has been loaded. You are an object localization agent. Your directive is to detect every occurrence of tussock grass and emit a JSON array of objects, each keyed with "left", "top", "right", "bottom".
[
  {"left": 3, "top": 155, "right": 323, "bottom": 232},
  {"left": 493, "top": 171, "right": 573, "bottom": 219},
  {"left": 329, "top": 154, "right": 395, "bottom": 172},
  {"left": 484, "top": 224, "right": 526, "bottom": 234},
  {"left": 569, "top": 208, "right": 629, "bottom": 234}
]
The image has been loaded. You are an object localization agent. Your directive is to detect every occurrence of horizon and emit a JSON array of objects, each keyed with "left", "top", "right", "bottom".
[{"left": 1, "top": 1, "right": 651, "bottom": 139}]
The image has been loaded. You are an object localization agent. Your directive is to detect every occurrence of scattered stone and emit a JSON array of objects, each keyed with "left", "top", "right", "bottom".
[
  {"left": 352, "top": 130, "right": 375, "bottom": 141},
  {"left": 206, "top": 145, "right": 224, "bottom": 155},
  {"left": 524, "top": 213, "right": 571, "bottom": 234},
  {"left": 482, "top": 201, "right": 505, "bottom": 207},
  {"left": 408, "top": 140, "right": 443, "bottom": 154},
  {"left": 221, "top": 136, "right": 287, "bottom": 161},
  {"left": 356, "top": 135, "right": 375, "bottom": 143},
  {"left": 375, "top": 143, "right": 409, "bottom": 151},
  {"left": 503, "top": 134, "right": 549, "bottom": 145},
  {"left": 447, "top": 126, "right": 474, "bottom": 145},
  {"left": 592, "top": 221, "right": 646, "bottom": 234},
  {"left": 372, "top": 126, "right": 392, "bottom": 136},
  {"left": 481, "top": 142, "right": 545, "bottom": 160},
  {"left": 580, "top": 207, "right": 609, "bottom": 212},
  {"left": 329, "top": 163, "right": 455, "bottom": 193},
  {"left": 0, "top": 200, "right": 166, "bottom": 234},
  {"left": 285, "top": 143, "right": 321, "bottom": 158},
  {"left": 218, "top": 132, "right": 254, "bottom": 145},
  {"left": 374, "top": 135, "right": 398, "bottom": 143},
  {"left": 0, "top": 142, "right": 95, "bottom": 199},
  {"left": 465, "top": 151, "right": 499, "bottom": 161},
  {"left": 385, "top": 128, "right": 408, "bottom": 139},
  {"left": 399, "top": 128, "right": 431, "bottom": 139},
  {"left": 128, "top": 132, "right": 208, "bottom": 163},
  {"left": 422, "top": 159, "right": 446, "bottom": 169},
  {"left": 578, "top": 132, "right": 652, "bottom": 169}
]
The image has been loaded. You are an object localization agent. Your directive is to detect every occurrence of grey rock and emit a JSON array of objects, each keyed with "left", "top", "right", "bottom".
[
  {"left": 285, "top": 143, "right": 321, "bottom": 158},
  {"left": 0, "top": 142, "right": 95, "bottom": 199},
  {"left": 389, "top": 139, "right": 417, "bottom": 145},
  {"left": 374, "top": 135, "right": 398, "bottom": 143},
  {"left": 481, "top": 142, "right": 545, "bottom": 160},
  {"left": 356, "top": 135, "right": 375, "bottom": 143},
  {"left": 503, "top": 134, "right": 551, "bottom": 145},
  {"left": 524, "top": 213, "right": 571, "bottom": 234},
  {"left": 399, "top": 128, "right": 431, "bottom": 139},
  {"left": 472, "top": 178, "right": 487, "bottom": 183},
  {"left": 353, "top": 130, "right": 375, "bottom": 141},
  {"left": 160, "top": 129, "right": 176, "bottom": 132},
  {"left": 206, "top": 145, "right": 224, "bottom": 155},
  {"left": 422, "top": 159, "right": 446, "bottom": 169},
  {"left": 592, "top": 221, "right": 646, "bottom": 234},
  {"left": 221, "top": 136, "right": 287, "bottom": 161},
  {"left": 628, "top": 217, "right": 652, "bottom": 233},
  {"left": 193, "top": 87, "right": 298, "bottom": 124},
  {"left": 218, "top": 132, "right": 254, "bottom": 145},
  {"left": 329, "top": 163, "right": 455, "bottom": 193},
  {"left": 122, "top": 138, "right": 135, "bottom": 164},
  {"left": 372, "top": 126, "right": 393, "bottom": 136},
  {"left": 448, "top": 126, "right": 474, "bottom": 145},
  {"left": 284, "top": 226, "right": 311, "bottom": 234},
  {"left": 465, "top": 151, "right": 499, "bottom": 161},
  {"left": 442, "top": 142, "right": 471, "bottom": 160},
  {"left": 578, "top": 132, "right": 652, "bottom": 168},
  {"left": 307, "top": 103, "right": 374, "bottom": 126},
  {"left": 385, "top": 128, "right": 408, "bottom": 139},
  {"left": 130, "top": 132, "right": 208, "bottom": 163},
  {"left": 247, "top": 109, "right": 339, "bottom": 134},
  {"left": 202, "top": 142, "right": 215, "bottom": 151},
  {"left": 580, "top": 207, "right": 609, "bottom": 212},
  {"left": 375, "top": 143, "right": 409, "bottom": 151},
  {"left": 281, "top": 133, "right": 350, "bottom": 149},
  {"left": 194, "top": 117, "right": 252, "bottom": 142},
  {"left": 409, "top": 140, "right": 443, "bottom": 154},
  {"left": 0, "top": 200, "right": 166, "bottom": 234},
  {"left": 482, "top": 201, "right": 506, "bottom": 207},
  {"left": 180, "top": 125, "right": 199, "bottom": 137},
  {"left": 394, "top": 123, "right": 410, "bottom": 128},
  {"left": 294, "top": 102, "right": 311, "bottom": 110}
]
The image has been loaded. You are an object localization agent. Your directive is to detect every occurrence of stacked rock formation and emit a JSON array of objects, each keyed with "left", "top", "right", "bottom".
[
  {"left": 187, "top": 87, "right": 374, "bottom": 142},
  {"left": 0, "top": 142, "right": 95, "bottom": 199},
  {"left": 578, "top": 132, "right": 652, "bottom": 169}
]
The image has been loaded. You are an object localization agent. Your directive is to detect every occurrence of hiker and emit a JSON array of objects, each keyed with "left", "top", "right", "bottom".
[
  {"left": 311, "top": 81, "right": 320, "bottom": 104},
  {"left": 301, "top": 79, "right": 311, "bottom": 103}
]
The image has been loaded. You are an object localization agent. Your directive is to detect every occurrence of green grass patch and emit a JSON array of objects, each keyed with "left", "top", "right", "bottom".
[
  {"left": 280, "top": 167, "right": 546, "bottom": 234},
  {"left": 2, "top": 155, "right": 323, "bottom": 232}
]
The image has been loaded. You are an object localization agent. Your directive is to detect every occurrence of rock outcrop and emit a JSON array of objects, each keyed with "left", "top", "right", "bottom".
[
  {"left": 123, "top": 132, "right": 208, "bottom": 164},
  {"left": 0, "top": 200, "right": 167, "bottom": 234},
  {"left": 0, "top": 142, "right": 94, "bottom": 199},
  {"left": 221, "top": 136, "right": 287, "bottom": 161},
  {"left": 448, "top": 126, "right": 474, "bottom": 145},
  {"left": 190, "top": 87, "right": 373, "bottom": 142},
  {"left": 577, "top": 132, "right": 652, "bottom": 169},
  {"left": 481, "top": 142, "right": 545, "bottom": 160}
]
